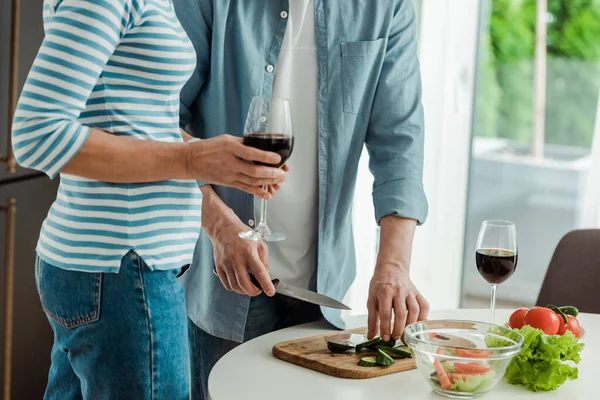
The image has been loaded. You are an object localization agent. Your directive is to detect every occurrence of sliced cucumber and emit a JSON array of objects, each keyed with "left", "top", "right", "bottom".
[
  {"left": 441, "top": 360, "right": 456, "bottom": 373},
  {"left": 376, "top": 348, "right": 395, "bottom": 366},
  {"left": 355, "top": 337, "right": 383, "bottom": 351},
  {"left": 355, "top": 337, "right": 397, "bottom": 351},
  {"left": 327, "top": 341, "right": 354, "bottom": 353},
  {"left": 377, "top": 346, "right": 412, "bottom": 359},
  {"left": 358, "top": 356, "right": 378, "bottom": 367}
]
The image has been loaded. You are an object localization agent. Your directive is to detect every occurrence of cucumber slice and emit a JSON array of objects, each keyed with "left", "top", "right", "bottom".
[
  {"left": 377, "top": 346, "right": 412, "bottom": 359},
  {"left": 358, "top": 356, "right": 378, "bottom": 367},
  {"left": 327, "top": 341, "right": 354, "bottom": 353},
  {"left": 376, "top": 348, "right": 395, "bottom": 366},
  {"left": 441, "top": 360, "right": 455, "bottom": 372},
  {"left": 355, "top": 337, "right": 382, "bottom": 351},
  {"left": 380, "top": 338, "right": 397, "bottom": 348}
]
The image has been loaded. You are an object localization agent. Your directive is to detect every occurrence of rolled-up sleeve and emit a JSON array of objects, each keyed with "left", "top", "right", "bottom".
[
  {"left": 11, "top": 0, "right": 143, "bottom": 179},
  {"left": 366, "top": 0, "right": 428, "bottom": 225}
]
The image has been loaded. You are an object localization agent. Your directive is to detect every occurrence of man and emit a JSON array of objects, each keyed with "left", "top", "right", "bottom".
[{"left": 174, "top": 1, "right": 429, "bottom": 398}]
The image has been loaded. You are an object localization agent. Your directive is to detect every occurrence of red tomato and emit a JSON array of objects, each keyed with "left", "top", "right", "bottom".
[
  {"left": 524, "top": 307, "right": 560, "bottom": 335},
  {"left": 509, "top": 308, "right": 529, "bottom": 329},
  {"left": 557, "top": 315, "right": 581, "bottom": 338}
]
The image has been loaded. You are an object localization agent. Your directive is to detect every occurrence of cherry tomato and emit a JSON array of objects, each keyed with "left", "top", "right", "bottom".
[
  {"left": 509, "top": 307, "right": 529, "bottom": 329},
  {"left": 524, "top": 307, "right": 560, "bottom": 335},
  {"left": 557, "top": 315, "right": 581, "bottom": 338}
]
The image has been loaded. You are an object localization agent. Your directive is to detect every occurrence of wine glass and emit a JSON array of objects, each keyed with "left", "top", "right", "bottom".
[
  {"left": 475, "top": 220, "right": 518, "bottom": 323},
  {"left": 239, "top": 97, "right": 293, "bottom": 242}
]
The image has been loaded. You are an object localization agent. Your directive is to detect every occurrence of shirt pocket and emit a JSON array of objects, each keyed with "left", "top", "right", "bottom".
[
  {"left": 36, "top": 257, "right": 102, "bottom": 329},
  {"left": 340, "top": 38, "right": 388, "bottom": 114}
]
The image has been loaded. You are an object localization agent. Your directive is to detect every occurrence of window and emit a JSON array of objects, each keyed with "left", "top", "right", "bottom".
[{"left": 461, "top": 0, "right": 600, "bottom": 308}]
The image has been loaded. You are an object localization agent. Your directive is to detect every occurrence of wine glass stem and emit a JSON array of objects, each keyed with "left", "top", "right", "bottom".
[
  {"left": 258, "top": 185, "right": 268, "bottom": 228},
  {"left": 490, "top": 284, "right": 498, "bottom": 324}
]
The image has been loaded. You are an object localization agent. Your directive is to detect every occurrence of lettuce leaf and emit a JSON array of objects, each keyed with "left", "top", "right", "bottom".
[{"left": 487, "top": 325, "right": 584, "bottom": 392}]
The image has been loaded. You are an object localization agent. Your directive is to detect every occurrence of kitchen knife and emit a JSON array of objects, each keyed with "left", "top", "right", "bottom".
[{"left": 212, "top": 268, "right": 350, "bottom": 310}]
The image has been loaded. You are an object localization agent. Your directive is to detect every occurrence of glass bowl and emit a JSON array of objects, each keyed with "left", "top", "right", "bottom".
[{"left": 404, "top": 320, "right": 524, "bottom": 398}]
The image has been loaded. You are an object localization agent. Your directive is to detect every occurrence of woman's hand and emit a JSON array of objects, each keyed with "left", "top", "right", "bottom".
[{"left": 185, "top": 135, "right": 286, "bottom": 199}]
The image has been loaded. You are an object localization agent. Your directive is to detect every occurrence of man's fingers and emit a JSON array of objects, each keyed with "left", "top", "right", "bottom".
[
  {"left": 367, "top": 300, "right": 379, "bottom": 340},
  {"left": 257, "top": 242, "right": 269, "bottom": 270},
  {"left": 234, "top": 266, "right": 261, "bottom": 296},
  {"left": 416, "top": 293, "right": 430, "bottom": 321},
  {"left": 216, "top": 266, "right": 232, "bottom": 291},
  {"left": 406, "top": 295, "right": 420, "bottom": 326},
  {"left": 248, "top": 257, "right": 275, "bottom": 297},
  {"left": 377, "top": 292, "right": 393, "bottom": 342},
  {"left": 392, "top": 296, "right": 408, "bottom": 340}
]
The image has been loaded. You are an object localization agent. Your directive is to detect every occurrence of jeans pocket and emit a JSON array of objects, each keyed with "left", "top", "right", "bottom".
[
  {"left": 37, "top": 257, "right": 102, "bottom": 329},
  {"left": 340, "top": 38, "right": 387, "bottom": 114}
]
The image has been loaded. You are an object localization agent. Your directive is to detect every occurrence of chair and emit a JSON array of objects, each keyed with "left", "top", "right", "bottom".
[{"left": 536, "top": 229, "right": 600, "bottom": 314}]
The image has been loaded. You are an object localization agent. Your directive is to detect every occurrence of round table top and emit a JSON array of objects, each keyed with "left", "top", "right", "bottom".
[{"left": 208, "top": 309, "right": 600, "bottom": 400}]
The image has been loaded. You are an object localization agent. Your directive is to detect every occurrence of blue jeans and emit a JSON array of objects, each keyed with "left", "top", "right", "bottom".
[
  {"left": 36, "top": 251, "right": 190, "bottom": 400},
  {"left": 188, "top": 293, "right": 323, "bottom": 400}
]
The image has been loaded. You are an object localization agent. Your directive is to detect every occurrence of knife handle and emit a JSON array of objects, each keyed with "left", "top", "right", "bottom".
[{"left": 249, "top": 273, "right": 279, "bottom": 289}]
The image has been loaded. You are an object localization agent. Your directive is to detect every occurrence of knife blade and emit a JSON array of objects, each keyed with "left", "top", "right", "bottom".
[
  {"left": 246, "top": 273, "right": 351, "bottom": 310},
  {"left": 273, "top": 280, "right": 352, "bottom": 310}
]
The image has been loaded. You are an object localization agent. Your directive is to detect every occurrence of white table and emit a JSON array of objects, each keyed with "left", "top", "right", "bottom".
[{"left": 209, "top": 309, "right": 600, "bottom": 399}]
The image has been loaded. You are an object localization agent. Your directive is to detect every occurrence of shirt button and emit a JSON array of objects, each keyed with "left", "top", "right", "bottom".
[
  {"left": 280, "top": 11, "right": 288, "bottom": 19},
  {"left": 248, "top": 219, "right": 255, "bottom": 227},
  {"left": 266, "top": 64, "right": 274, "bottom": 73}
]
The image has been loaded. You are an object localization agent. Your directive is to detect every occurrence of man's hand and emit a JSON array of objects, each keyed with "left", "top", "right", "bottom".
[
  {"left": 367, "top": 264, "right": 429, "bottom": 341},
  {"left": 367, "top": 215, "right": 429, "bottom": 341},
  {"left": 185, "top": 134, "right": 286, "bottom": 199},
  {"left": 201, "top": 185, "right": 276, "bottom": 296}
]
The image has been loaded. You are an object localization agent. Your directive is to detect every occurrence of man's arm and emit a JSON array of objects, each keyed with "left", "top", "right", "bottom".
[{"left": 365, "top": 0, "right": 429, "bottom": 341}]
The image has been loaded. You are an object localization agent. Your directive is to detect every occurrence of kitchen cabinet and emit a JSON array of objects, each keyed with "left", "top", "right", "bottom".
[
  {"left": 1, "top": 176, "right": 57, "bottom": 400},
  {"left": 0, "top": 0, "right": 45, "bottom": 182},
  {"left": 1, "top": 0, "right": 55, "bottom": 398}
]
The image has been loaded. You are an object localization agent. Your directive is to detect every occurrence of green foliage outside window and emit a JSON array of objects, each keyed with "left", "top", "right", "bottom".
[{"left": 476, "top": 0, "right": 600, "bottom": 148}]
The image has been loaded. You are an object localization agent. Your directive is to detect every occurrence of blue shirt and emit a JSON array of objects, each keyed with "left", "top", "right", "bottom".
[
  {"left": 12, "top": 0, "right": 202, "bottom": 272},
  {"left": 175, "top": 0, "right": 428, "bottom": 341}
]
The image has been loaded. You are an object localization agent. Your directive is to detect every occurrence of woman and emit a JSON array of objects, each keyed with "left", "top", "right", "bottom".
[{"left": 11, "top": 0, "right": 284, "bottom": 398}]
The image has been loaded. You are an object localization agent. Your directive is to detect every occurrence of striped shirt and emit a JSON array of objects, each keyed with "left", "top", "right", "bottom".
[{"left": 11, "top": 0, "right": 202, "bottom": 272}]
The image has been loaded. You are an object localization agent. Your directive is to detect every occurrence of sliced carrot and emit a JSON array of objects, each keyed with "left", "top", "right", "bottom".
[
  {"left": 434, "top": 359, "right": 452, "bottom": 390},
  {"left": 454, "top": 349, "right": 493, "bottom": 358},
  {"left": 453, "top": 362, "right": 493, "bottom": 374}
]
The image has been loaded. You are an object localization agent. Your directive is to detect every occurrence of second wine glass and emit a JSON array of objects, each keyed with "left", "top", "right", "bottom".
[
  {"left": 475, "top": 220, "right": 518, "bottom": 324},
  {"left": 239, "top": 97, "right": 293, "bottom": 242}
]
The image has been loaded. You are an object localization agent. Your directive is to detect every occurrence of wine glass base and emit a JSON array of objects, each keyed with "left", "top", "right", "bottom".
[{"left": 239, "top": 230, "right": 286, "bottom": 242}]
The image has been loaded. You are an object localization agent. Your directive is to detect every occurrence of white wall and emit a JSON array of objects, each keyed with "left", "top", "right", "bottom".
[
  {"left": 411, "top": 0, "right": 482, "bottom": 309},
  {"left": 346, "top": 0, "right": 482, "bottom": 313}
]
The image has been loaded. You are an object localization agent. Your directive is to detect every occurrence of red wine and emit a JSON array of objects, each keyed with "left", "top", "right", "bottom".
[
  {"left": 476, "top": 248, "right": 517, "bottom": 284},
  {"left": 243, "top": 133, "right": 293, "bottom": 167}
]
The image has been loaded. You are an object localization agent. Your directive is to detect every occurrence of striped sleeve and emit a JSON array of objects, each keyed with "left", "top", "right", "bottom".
[{"left": 11, "top": 0, "right": 145, "bottom": 178}]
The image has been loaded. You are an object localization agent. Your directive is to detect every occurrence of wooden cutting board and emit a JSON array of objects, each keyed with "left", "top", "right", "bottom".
[{"left": 272, "top": 327, "right": 416, "bottom": 379}]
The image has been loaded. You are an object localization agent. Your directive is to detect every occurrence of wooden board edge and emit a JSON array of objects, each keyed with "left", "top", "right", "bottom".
[{"left": 272, "top": 344, "right": 417, "bottom": 379}]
